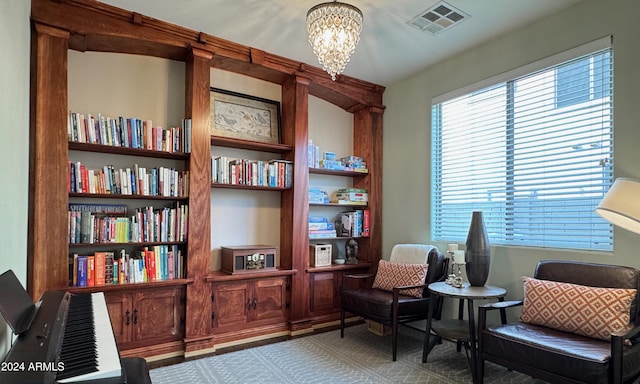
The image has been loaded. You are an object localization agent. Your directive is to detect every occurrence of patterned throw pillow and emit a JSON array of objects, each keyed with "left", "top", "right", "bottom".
[
  {"left": 372, "top": 260, "right": 428, "bottom": 298},
  {"left": 520, "top": 276, "right": 637, "bottom": 341}
]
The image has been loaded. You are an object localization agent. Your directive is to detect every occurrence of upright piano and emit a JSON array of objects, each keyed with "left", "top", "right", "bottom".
[{"left": 0, "top": 270, "right": 127, "bottom": 384}]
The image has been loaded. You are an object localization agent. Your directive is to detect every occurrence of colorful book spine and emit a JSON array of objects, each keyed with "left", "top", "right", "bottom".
[
  {"left": 94, "top": 252, "right": 106, "bottom": 286},
  {"left": 86, "top": 256, "right": 95, "bottom": 287},
  {"left": 363, "top": 209, "right": 370, "bottom": 237},
  {"left": 76, "top": 255, "right": 88, "bottom": 287}
]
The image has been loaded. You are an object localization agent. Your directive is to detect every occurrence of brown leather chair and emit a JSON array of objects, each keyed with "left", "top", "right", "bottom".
[
  {"left": 340, "top": 244, "right": 448, "bottom": 361},
  {"left": 477, "top": 260, "right": 640, "bottom": 384}
]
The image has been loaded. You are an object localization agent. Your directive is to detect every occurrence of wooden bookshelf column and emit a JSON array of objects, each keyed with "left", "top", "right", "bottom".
[
  {"left": 353, "top": 106, "right": 384, "bottom": 264},
  {"left": 183, "top": 47, "right": 213, "bottom": 354},
  {"left": 281, "top": 76, "right": 311, "bottom": 331},
  {"left": 28, "top": 23, "right": 71, "bottom": 300}
]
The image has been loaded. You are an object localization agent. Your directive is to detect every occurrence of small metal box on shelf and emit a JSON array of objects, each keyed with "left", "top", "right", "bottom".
[
  {"left": 221, "top": 245, "right": 277, "bottom": 274},
  {"left": 309, "top": 243, "right": 332, "bottom": 267}
]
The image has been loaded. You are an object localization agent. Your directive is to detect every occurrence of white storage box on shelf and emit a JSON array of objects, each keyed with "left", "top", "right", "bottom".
[{"left": 309, "top": 243, "right": 332, "bottom": 267}]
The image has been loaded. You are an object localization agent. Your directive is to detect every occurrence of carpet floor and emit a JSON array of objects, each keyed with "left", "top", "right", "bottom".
[{"left": 150, "top": 324, "right": 548, "bottom": 383}]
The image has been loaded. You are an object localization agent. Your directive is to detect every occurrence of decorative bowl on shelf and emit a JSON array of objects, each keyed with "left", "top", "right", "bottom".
[{"left": 334, "top": 259, "right": 346, "bottom": 265}]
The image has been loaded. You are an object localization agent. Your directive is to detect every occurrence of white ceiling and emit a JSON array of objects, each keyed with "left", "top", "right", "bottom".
[{"left": 99, "top": 0, "right": 581, "bottom": 86}]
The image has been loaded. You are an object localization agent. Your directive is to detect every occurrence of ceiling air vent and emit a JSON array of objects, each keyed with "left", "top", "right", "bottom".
[{"left": 408, "top": 1, "right": 469, "bottom": 35}]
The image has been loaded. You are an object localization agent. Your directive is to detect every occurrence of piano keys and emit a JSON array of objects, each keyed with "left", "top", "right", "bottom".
[
  {"left": 57, "top": 292, "right": 123, "bottom": 383},
  {"left": 0, "top": 290, "right": 125, "bottom": 384}
]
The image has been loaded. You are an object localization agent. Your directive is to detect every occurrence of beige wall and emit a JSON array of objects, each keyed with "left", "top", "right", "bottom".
[
  {"left": 383, "top": 0, "right": 640, "bottom": 314},
  {"left": 0, "top": 0, "right": 30, "bottom": 356}
]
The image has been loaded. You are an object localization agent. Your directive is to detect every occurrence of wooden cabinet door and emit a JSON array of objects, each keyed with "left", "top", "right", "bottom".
[
  {"left": 309, "top": 272, "right": 339, "bottom": 314},
  {"left": 252, "top": 277, "right": 288, "bottom": 322},
  {"left": 212, "top": 282, "right": 251, "bottom": 330},
  {"left": 133, "top": 287, "right": 185, "bottom": 343},
  {"left": 105, "top": 292, "right": 134, "bottom": 345}
]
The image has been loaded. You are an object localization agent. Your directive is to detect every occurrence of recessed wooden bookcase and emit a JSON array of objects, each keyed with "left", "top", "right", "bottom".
[{"left": 29, "top": 0, "right": 384, "bottom": 358}]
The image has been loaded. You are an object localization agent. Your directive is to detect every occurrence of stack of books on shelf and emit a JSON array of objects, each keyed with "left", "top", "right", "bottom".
[
  {"left": 68, "top": 202, "right": 188, "bottom": 244},
  {"left": 68, "top": 161, "right": 189, "bottom": 197},
  {"left": 212, "top": 156, "right": 293, "bottom": 188},
  {"left": 69, "top": 245, "right": 184, "bottom": 287},
  {"left": 309, "top": 188, "right": 329, "bottom": 204},
  {"left": 333, "top": 187, "right": 368, "bottom": 205},
  {"left": 340, "top": 156, "right": 368, "bottom": 173},
  {"left": 336, "top": 209, "right": 370, "bottom": 237},
  {"left": 309, "top": 216, "right": 337, "bottom": 239},
  {"left": 68, "top": 111, "right": 191, "bottom": 153},
  {"left": 307, "top": 139, "right": 368, "bottom": 173}
]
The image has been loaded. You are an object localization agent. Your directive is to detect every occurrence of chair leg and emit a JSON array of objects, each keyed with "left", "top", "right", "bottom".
[
  {"left": 340, "top": 308, "right": 345, "bottom": 338},
  {"left": 477, "top": 357, "right": 485, "bottom": 384},
  {"left": 392, "top": 316, "right": 398, "bottom": 361}
]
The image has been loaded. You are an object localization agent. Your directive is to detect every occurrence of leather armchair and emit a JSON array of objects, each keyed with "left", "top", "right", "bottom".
[
  {"left": 340, "top": 244, "right": 448, "bottom": 361},
  {"left": 477, "top": 260, "right": 640, "bottom": 384}
]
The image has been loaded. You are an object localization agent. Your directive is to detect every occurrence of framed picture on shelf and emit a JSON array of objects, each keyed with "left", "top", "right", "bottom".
[{"left": 210, "top": 87, "right": 281, "bottom": 144}]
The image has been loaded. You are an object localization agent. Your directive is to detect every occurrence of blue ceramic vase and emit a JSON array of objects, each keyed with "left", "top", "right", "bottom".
[{"left": 465, "top": 211, "right": 490, "bottom": 286}]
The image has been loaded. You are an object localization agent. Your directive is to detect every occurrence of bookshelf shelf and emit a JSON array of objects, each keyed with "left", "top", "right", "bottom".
[
  {"left": 211, "top": 136, "right": 293, "bottom": 153},
  {"left": 69, "top": 193, "right": 189, "bottom": 200},
  {"left": 67, "top": 278, "right": 194, "bottom": 294},
  {"left": 69, "top": 241, "right": 187, "bottom": 248},
  {"left": 309, "top": 202, "right": 368, "bottom": 208},
  {"left": 206, "top": 269, "right": 296, "bottom": 282},
  {"left": 309, "top": 236, "right": 365, "bottom": 241},
  {"left": 211, "top": 183, "right": 288, "bottom": 191},
  {"left": 306, "top": 261, "right": 372, "bottom": 273},
  {"left": 69, "top": 142, "right": 190, "bottom": 160},
  {"left": 309, "top": 167, "right": 368, "bottom": 177}
]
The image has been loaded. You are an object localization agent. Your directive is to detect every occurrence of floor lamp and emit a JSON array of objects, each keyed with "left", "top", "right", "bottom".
[{"left": 596, "top": 178, "right": 640, "bottom": 234}]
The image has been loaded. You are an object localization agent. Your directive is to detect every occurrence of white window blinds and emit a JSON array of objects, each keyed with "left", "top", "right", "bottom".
[{"left": 431, "top": 41, "right": 613, "bottom": 251}]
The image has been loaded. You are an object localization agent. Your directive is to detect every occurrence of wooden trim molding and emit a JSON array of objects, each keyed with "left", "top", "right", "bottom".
[{"left": 30, "top": 0, "right": 384, "bottom": 111}]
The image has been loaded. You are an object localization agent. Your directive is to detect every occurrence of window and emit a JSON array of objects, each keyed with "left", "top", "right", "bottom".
[
  {"left": 431, "top": 41, "right": 613, "bottom": 251},
  {"left": 556, "top": 51, "right": 611, "bottom": 108}
]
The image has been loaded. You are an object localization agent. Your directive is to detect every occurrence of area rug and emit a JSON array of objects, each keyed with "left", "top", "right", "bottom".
[{"left": 150, "top": 324, "right": 547, "bottom": 383}]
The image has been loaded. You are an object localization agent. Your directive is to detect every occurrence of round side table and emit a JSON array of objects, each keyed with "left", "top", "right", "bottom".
[{"left": 423, "top": 281, "right": 507, "bottom": 384}]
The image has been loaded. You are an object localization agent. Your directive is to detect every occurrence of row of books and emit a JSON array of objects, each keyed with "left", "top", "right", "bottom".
[
  {"left": 68, "top": 161, "right": 189, "bottom": 197},
  {"left": 69, "top": 246, "right": 184, "bottom": 287},
  {"left": 308, "top": 211, "right": 370, "bottom": 238},
  {"left": 307, "top": 139, "right": 368, "bottom": 172},
  {"left": 212, "top": 156, "right": 293, "bottom": 188},
  {"left": 336, "top": 209, "right": 370, "bottom": 237},
  {"left": 68, "top": 111, "right": 192, "bottom": 153},
  {"left": 68, "top": 202, "right": 188, "bottom": 244},
  {"left": 309, "top": 187, "right": 368, "bottom": 205}
]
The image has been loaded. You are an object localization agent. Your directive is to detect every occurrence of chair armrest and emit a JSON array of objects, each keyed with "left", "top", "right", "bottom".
[
  {"left": 610, "top": 323, "right": 640, "bottom": 382},
  {"left": 611, "top": 323, "right": 640, "bottom": 346},
  {"left": 392, "top": 283, "right": 429, "bottom": 303},
  {"left": 478, "top": 300, "right": 523, "bottom": 331},
  {"left": 479, "top": 300, "right": 523, "bottom": 310},
  {"left": 343, "top": 273, "right": 376, "bottom": 280},
  {"left": 341, "top": 273, "right": 375, "bottom": 290},
  {"left": 392, "top": 283, "right": 429, "bottom": 292},
  {"left": 623, "top": 324, "right": 640, "bottom": 341}
]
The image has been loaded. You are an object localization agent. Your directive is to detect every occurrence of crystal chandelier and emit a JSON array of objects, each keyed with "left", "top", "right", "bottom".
[{"left": 306, "top": 1, "right": 363, "bottom": 81}]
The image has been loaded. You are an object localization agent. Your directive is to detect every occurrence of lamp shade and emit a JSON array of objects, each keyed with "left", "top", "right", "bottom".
[{"left": 595, "top": 177, "right": 640, "bottom": 235}]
